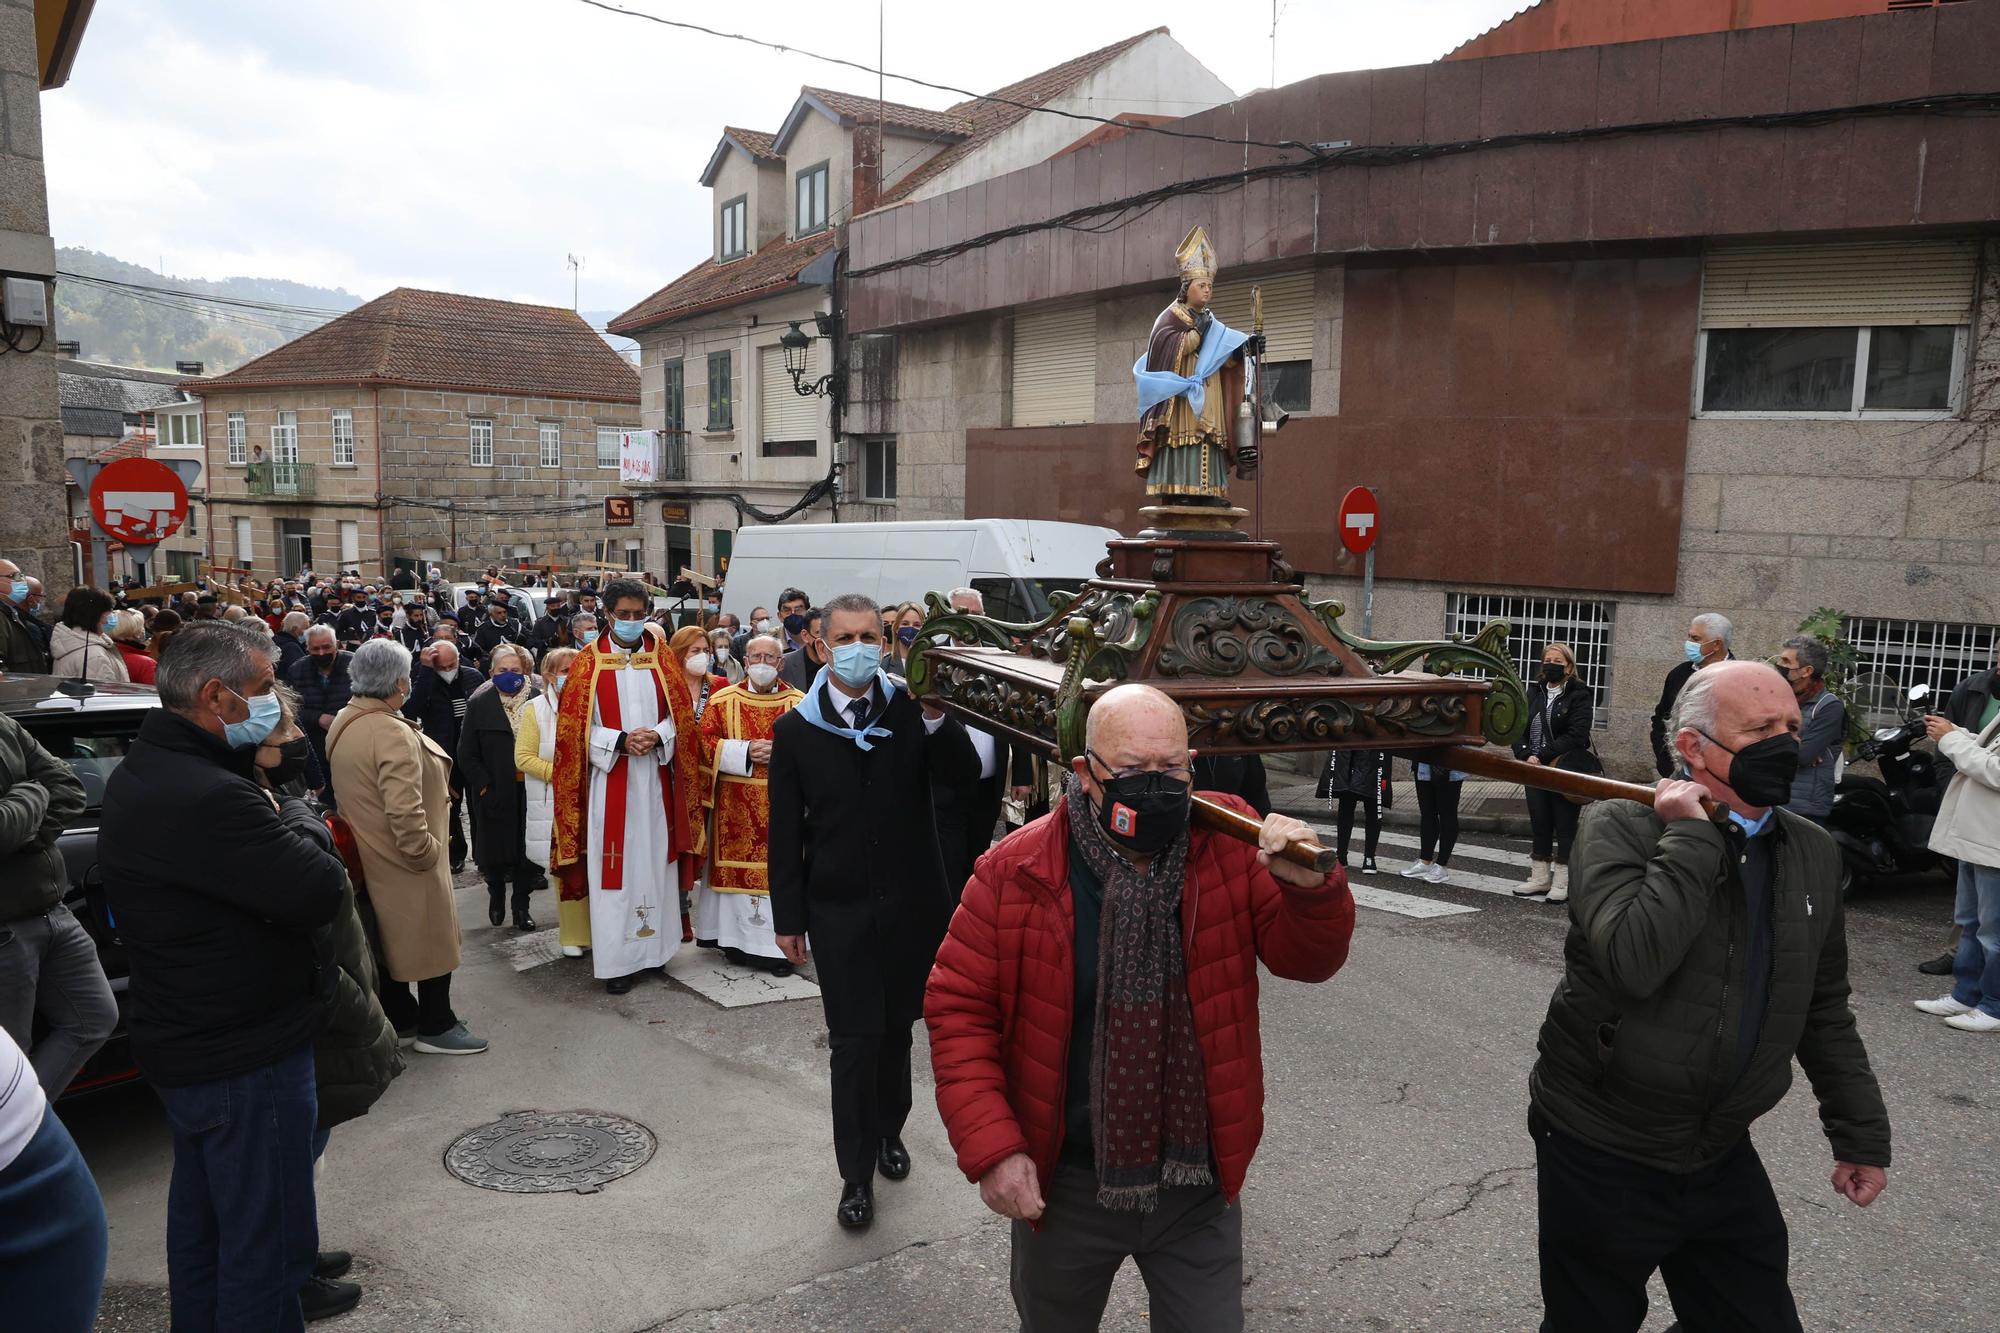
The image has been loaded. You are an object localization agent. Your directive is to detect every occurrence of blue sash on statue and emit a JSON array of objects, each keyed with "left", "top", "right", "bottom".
[
  {"left": 792, "top": 665, "right": 896, "bottom": 751},
  {"left": 1132, "top": 317, "right": 1251, "bottom": 419}
]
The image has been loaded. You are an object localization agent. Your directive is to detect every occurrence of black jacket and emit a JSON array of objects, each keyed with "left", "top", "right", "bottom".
[
  {"left": 468, "top": 614, "right": 522, "bottom": 669},
  {"left": 273, "top": 631, "right": 308, "bottom": 679},
  {"left": 1946, "top": 669, "right": 1998, "bottom": 730},
  {"left": 0, "top": 713, "right": 87, "bottom": 921},
  {"left": 99, "top": 711, "right": 346, "bottom": 1086},
  {"left": 1651, "top": 655, "right": 1734, "bottom": 777},
  {"left": 1517, "top": 678, "right": 1594, "bottom": 765},
  {"left": 290, "top": 814, "right": 403, "bottom": 1131},
  {"left": 779, "top": 645, "right": 828, "bottom": 693},
  {"left": 768, "top": 683, "right": 978, "bottom": 1032},
  {"left": 1194, "top": 752, "right": 1272, "bottom": 816},
  {"left": 0, "top": 602, "right": 49, "bottom": 674},
  {"left": 288, "top": 651, "right": 355, "bottom": 753},
  {"left": 457, "top": 683, "right": 535, "bottom": 871},
  {"left": 934, "top": 726, "right": 1038, "bottom": 900},
  {"left": 403, "top": 663, "right": 485, "bottom": 770},
  {"left": 334, "top": 606, "right": 371, "bottom": 648},
  {"left": 1317, "top": 750, "right": 1390, "bottom": 806}
]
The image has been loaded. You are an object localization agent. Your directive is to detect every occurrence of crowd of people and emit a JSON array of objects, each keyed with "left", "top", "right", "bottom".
[{"left": 1, "top": 552, "right": 1997, "bottom": 1331}]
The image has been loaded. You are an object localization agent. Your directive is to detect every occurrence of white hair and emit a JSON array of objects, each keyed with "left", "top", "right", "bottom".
[
  {"left": 1691, "top": 612, "right": 1733, "bottom": 648},
  {"left": 1670, "top": 666, "right": 1721, "bottom": 739},
  {"left": 304, "top": 623, "right": 336, "bottom": 646},
  {"left": 281, "top": 611, "right": 311, "bottom": 636}
]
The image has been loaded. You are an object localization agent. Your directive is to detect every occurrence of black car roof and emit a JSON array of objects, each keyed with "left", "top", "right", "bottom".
[{"left": 0, "top": 673, "right": 161, "bottom": 718}]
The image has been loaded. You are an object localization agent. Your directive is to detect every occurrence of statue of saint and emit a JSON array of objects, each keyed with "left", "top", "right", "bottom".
[{"left": 1132, "top": 226, "right": 1257, "bottom": 506}]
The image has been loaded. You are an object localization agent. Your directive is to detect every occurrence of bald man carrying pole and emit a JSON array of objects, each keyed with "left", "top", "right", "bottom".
[
  {"left": 1529, "top": 660, "right": 1890, "bottom": 1332},
  {"left": 926, "top": 684, "right": 1356, "bottom": 1333}
]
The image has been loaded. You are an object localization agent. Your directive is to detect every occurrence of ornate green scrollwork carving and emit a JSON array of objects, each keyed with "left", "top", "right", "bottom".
[
  {"left": 1155, "top": 596, "right": 1344, "bottom": 679},
  {"left": 1182, "top": 691, "right": 1471, "bottom": 750},
  {"left": 1307, "top": 599, "right": 1527, "bottom": 746}
]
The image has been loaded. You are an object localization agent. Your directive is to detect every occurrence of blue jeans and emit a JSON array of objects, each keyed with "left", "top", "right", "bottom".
[
  {"left": 153, "top": 1043, "right": 319, "bottom": 1332},
  {"left": 1950, "top": 859, "right": 2000, "bottom": 1019},
  {"left": 0, "top": 1104, "right": 108, "bottom": 1331}
]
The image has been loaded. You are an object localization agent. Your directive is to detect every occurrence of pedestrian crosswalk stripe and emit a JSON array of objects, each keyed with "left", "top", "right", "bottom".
[
  {"left": 1311, "top": 828, "right": 1552, "bottom": 903},
  {"left": 1349, "top": 884, "right": 1481, "bottom": 919}
]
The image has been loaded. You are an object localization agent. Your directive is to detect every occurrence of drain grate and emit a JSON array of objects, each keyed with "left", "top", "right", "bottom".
[{"left": 444, "top": 1110, "right": 656, "bottom": 1194}]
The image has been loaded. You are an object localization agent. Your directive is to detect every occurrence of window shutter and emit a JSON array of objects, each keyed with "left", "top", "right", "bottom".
[
  {"left": 1210, "top": 270, "right": 1316, "bottom": 361},
  {"left": 760, "top": 345, "right": 819, "bottom": 443},
  {"left": 1700, "top": 241, "right": 1979, "bottom": 328},
  {"left": 1011, "top": 305, "right": 1096, "bottom": 427}
]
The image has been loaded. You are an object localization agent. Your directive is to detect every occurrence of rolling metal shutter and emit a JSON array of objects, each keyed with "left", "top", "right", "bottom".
[
  {"left": 760, "top": 344, "right": 819, "bottom": 443},
  {"left": 1700, "top": 241, "right": 1980, "bottom": 328},
  {"left": 1211, "top": 269, "right": 1316, "bottom": 362},
  {"left": 1011, "top": 304, "right": 1097, "bottom": 427}
]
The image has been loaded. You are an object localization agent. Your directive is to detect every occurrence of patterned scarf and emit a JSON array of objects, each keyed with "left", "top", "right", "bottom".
[{"left": 1065, "top": 792, "right": 1212, "bottom": 1212}]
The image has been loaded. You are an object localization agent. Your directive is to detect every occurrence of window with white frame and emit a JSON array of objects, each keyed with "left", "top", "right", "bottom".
[
  {"left": 161, "top": 410, "right": 202, "bottom": 447},
  {"left": 331, "top": 408, "right": 355, "bottom": 466},
  {"left": 226, "top": 412, "right": 246, "bottom": 465},
  {"left": 271, "top": 410, "right": 298, "bottom": 463},
  {"left": 539, "top": 421, "right": 561, "bottom": 468},
  {"left": 1840, "top": 616, "right": 1998, "bottom": 723},
  {"left": 339, "top": 520, "right": 360, "bottom": 566},
  {"left": 860, "top": 437, "right": 896, "bottom": 501},
  {"left": 595, "top": 426, "right": 622, "bottom": 469},
  {"left": 719, "top": 195, "right": 747, "bottom": 260},
  {"left": 795, "top": 162, "right": 829, "bottom": 237},
  {"left": 470, "top": 418, "right": 494, "bottom": 467},
  {"left": 234, "top": 517, "right": 254, "bottom": 564},
  {"left": 1445, "top": 593, "right": 1616, "bottom": 727},
  {"left": 1695, "top": 241, "right": 1976, "bottom": 418}
]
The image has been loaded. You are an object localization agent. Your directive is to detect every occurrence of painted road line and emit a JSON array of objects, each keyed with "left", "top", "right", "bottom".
[
  {"left": 1320, "top": 829, "right": 1543, "bottom": 902},
  {"left": 1349, "top": 884, "right": 1481, "bottom": 919},
  {"left": 662, "top": 950, "right": 822, "bottom": 1008}
]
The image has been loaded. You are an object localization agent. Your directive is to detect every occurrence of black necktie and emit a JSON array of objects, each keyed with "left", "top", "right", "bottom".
[{"left": 848, "top": 698, "right": 869, "bottom": 730}]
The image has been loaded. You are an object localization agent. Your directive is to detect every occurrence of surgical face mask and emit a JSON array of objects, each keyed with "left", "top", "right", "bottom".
[
  {"left": 830, "top": 640, "right": 881, "bottom": 689},
  {"left": 264, "top": 737, "right": 312, "bottom": 786},
  {"left": 221, "top": 685, "right": 283, "bottom": 750},
  {"left": 437, "top": 667, "right": 459, "bottom": 683},
  {"left": 553, "top": 675, "right": 567, "bottom": 693},
  {"left": 713, "top": 645, "right": 732, "bottom": 661},
  {"left": 1088, "top": 760, "right": 1192, "bottom": 856},
  {"left": 746, "top": 662, "right": 779, "bottom": 689},
  {"left": 897, "top": 625, "right": 919, "bottom": 646},
  {"left": 684, "top": 652, "right": 712, "bottom": 677},
  {"left": 101, "top": 615, "right": 118, "bottom": 635},
  {"left": 1684, "top": 639, "right": 1706, "bottom": 665},
  {"left": 576, "top": 630, "right": 598, "bottom": 648},
  {"left": 493, "top": 670, "right": 526, "bottom": 694},
  {"left": 8, "top": 577, "right": 30, "bottom": 604},
  {"left": 611, "top": 618, "right": 646, "bottom": 647},
  {"left": 1697, "top": 730, "right": 1800, "bottom": 808},
  {"left": 754, "top": 618, "right": 772, "bottom": 633}
]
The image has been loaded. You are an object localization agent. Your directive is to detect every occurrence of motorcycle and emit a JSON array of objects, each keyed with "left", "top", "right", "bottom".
[{"left": 1827, "top": 683, "right": 1954, "bottom": 892}]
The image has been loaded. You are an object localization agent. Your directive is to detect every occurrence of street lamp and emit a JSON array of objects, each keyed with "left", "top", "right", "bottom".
[{"left": 780, "top": 319, "right": 839, "bottom": 400}]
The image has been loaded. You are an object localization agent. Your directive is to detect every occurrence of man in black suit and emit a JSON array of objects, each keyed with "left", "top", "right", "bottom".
[
  {"left": 768, "top": 593, "right": 978, "bottom": 1233},
  {"left": 934, "top": 589, "right": 1033, "bottom": 900}
]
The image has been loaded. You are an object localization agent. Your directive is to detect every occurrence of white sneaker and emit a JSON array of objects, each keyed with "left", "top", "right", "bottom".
[
  {"left": 1422, "top": 862, "right": 1450, "bottom": 884},
  {"left": 1944, "top": 1009, "right": 2000, "bottom": 1033},
  {"left": 1400, "top": 861, "right": 1431, "bottom": 879},
  {"left": 1915, "top": 994, "right": 1973, "bottom": 1017},
  {"left": 561, "top": 944, "right": 585, "bottom": 958}
]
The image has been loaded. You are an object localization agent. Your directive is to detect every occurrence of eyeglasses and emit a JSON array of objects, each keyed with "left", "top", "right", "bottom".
[{"left": 1085, "top": 749, "right": 1192, "bottom": 793}]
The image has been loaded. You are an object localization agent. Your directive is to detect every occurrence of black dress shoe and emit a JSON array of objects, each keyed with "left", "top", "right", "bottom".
[
  {"left": 771, "top": 963, "right": 794, "bottom": 978},
  {"left": 513, "top": 909, "right": 536, "bottom": 932},
  {"left": 299, "top": 1275, "right": 362, "bottom": 1321},
  {"left": 313, "top": 1250, "right": 352, "bottom": 1280},
  {"left": 837, "top": 1180, "right": 874, "bottom": 1230},
  {"left": 1919, "top": 951, "right": 1956, "bottom": 975},
  {"left": 606, "top": 974, "right": 636, "bottom": 995},
  {"left": 487, "top": 894, "right": 505, "bottom": 927},
  {"left": 877, "top": 1136, "right": 911, "bottom": 1181}
]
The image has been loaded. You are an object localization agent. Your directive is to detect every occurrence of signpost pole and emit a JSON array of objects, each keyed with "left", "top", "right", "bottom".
[{"left": 1362, "top": 544, "right": 1375, "bottom": 637}]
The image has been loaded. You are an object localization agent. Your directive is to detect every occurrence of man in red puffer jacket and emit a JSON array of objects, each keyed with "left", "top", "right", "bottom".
[{"left": 925, "top": 684, "right": 1355, "bottom": 1333}]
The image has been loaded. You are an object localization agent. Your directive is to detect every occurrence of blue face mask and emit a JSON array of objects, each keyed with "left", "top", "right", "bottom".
[
  {"left": 222, "top": 686, "right": 283, "bottom": 750},
  {"left": 493, "top": 670, "right": 525, "bottom": 694},
  {"left": 1683, "top": 639, "right": 1705, "bottom": 665},
  {"left": 101, "top": 616, "right": 118, "bottom": 635},
  {"left": 611, "top": 618, "right": 645, "bottom": 647},
  {"left": 831, "top": 640, "right": 882, "bottom": 689},
  {"left": 7, "top": 578, "right": 26, "bottom": 604},
  {"left": 576, "top": 630, "right": 598, "bottom": 648}
]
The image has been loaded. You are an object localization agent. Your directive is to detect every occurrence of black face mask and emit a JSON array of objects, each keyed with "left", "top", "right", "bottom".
[
  {"left": 1698, "top": 731, "right": 1800, "bottom": 808},
  {"left": 1541, "top": 662, "right": 1566, "bottom": 684},
  {"left": 1089, "top": 763, "right": 1191, "bottom": 855},
  {"left": 266, "top": 737, "right": 312, "bottom": 787}
]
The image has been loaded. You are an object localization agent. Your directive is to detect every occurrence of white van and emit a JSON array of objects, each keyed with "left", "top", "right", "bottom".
[{"left": 721, "top": 519, "right": 1117, "bottom": 625}]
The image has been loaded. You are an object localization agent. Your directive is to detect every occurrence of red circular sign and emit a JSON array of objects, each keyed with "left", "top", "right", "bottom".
[
  {"left": 1337, "top": 485, "right": 1380, "bottom": 556},
  {"left": 89, "top": 457, "right": 188, "bottom": 546}
]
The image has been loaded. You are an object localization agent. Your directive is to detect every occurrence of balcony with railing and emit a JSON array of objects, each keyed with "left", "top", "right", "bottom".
[{"left": 245, "top": 461, "right": 316, "bottom": 497}]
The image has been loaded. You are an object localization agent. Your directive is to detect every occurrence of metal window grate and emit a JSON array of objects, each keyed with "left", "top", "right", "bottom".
[
  {"left": 1446, "top": 593, "right": 1616, "bottom": 728},
  {"left": 1840, "top": 616, "right": 1997, "bottom": 722}
]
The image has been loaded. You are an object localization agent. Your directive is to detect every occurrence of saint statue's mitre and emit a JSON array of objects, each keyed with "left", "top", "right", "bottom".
[{"left": 1175, "top": 225, "right": 1217, "bottom": 283}]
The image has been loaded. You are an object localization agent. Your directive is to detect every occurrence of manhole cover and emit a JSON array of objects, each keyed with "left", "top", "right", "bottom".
[{"left": 444, "top": 1110, "right": 656, "bottom": 1194}]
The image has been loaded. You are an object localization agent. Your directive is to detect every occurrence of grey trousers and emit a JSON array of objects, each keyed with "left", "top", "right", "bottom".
[
  {"left": 1010, "top": 1160, "right": 1243, "bottom": 1333},
  {"left": 0, "top": 902, "right": 119, "bottom": 1096}
]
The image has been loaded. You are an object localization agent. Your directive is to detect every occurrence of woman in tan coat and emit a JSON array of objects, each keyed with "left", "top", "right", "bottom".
[{"left": 326, "top": 639, "right": 488, "bottom": 1056}]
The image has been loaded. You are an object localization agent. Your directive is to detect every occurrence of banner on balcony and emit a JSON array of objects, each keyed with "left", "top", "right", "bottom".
[{"left": 619, "top": 429, "right": 659, "bottom": 483}]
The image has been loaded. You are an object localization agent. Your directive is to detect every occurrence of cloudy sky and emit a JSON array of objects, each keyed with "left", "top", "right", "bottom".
[{"left": 43, "top": 0, "right": 1527, "bottom": 319}]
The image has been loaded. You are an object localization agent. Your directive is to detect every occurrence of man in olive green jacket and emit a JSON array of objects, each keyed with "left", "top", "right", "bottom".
[{"left": 1529, "top": 661, "right": 1889, "bottom": 1333}]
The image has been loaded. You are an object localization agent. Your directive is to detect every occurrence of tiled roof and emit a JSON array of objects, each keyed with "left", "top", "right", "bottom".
[
  {"left": 91, "top": 435, "right": 150, "bottom": 463},
  {"left": 61, "top": 405, "right": 125, "bottom": 438},
  {"left": 606, "top": 230, "right": 836, "bottom": 336},
  {"left": 797, "top": 87, "right": 972, "bottom": 140},
  {"left": 881, "top": 28, "right": 1166, "bottom": 204},
  {"left": 724, "top": 126, "right": 781, "bottom": 162},
  {"left": 58, "top": 361, "right": 190, "bottom": 416},
  {"left": 189, "top": 288, "right": 640, "bottom": 404}
]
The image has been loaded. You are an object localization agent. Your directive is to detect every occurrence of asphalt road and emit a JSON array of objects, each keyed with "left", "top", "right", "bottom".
[{"left": 70, "top": 822, "right": 1994, "bottom": 1333}]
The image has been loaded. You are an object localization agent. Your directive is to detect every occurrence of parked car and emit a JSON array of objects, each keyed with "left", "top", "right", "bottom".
[{"left": 3, "top": 673, "right": 160, "bottom": 1100}]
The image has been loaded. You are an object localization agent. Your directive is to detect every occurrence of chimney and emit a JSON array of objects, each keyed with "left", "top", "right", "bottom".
[{"left": 176, "top": 360, "right": 204, "bottom": 376}]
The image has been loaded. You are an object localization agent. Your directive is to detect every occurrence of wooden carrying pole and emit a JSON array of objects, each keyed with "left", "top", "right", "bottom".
[
  {"left": 1415, "top": 745, "right": 1719, "bottom": 816},
  {"left": 1191, "top": 793, "right": 1340, "bottom": 874}
]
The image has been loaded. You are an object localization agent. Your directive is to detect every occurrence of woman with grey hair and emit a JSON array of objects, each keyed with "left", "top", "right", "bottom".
[
  {"left": 106, "top": 609, "right": 157, "bottom": 685},
  {"left": 326, "top": 639, "right": 486, "bottom": 1056}
]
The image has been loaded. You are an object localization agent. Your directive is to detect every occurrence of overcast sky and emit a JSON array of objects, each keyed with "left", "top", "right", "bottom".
[{"left": 43, "top": 0, "right": 1527, "bottom": 320}]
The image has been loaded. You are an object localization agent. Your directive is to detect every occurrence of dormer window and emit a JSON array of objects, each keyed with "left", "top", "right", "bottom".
[
  {"left": 795, "top": 162, "right": 828, "bottom": 237},
  {"left": 719, "top": 195, "right": 747, "bottom": 260}
]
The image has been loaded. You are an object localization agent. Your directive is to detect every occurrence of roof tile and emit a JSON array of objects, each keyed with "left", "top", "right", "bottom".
[
  {"left": 723, "top": 126, "right": 782, "bottom": 162},
  {"left": 607, "top": 231, "right": 836, "bottom": 336},
  {"left": 801, "top": 87, "right": 972, "bottom": 138}
]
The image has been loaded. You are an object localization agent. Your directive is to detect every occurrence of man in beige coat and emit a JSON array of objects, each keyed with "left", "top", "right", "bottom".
[{"left": 327, "top": 640, "right": 487, "bottom": 1055}]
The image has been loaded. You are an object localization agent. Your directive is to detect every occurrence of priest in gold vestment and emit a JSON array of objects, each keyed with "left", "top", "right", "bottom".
[{"left": 694, "top": 634, "right": 804, "bottom": 974}]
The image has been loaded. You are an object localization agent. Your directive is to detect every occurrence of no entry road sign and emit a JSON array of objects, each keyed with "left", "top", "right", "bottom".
[
  {"left": 90, "top": 457, "right": 188, "bottom": 546},
  {"left": 1338, "top": 485, "right": 1379, "bottom": 557}
]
